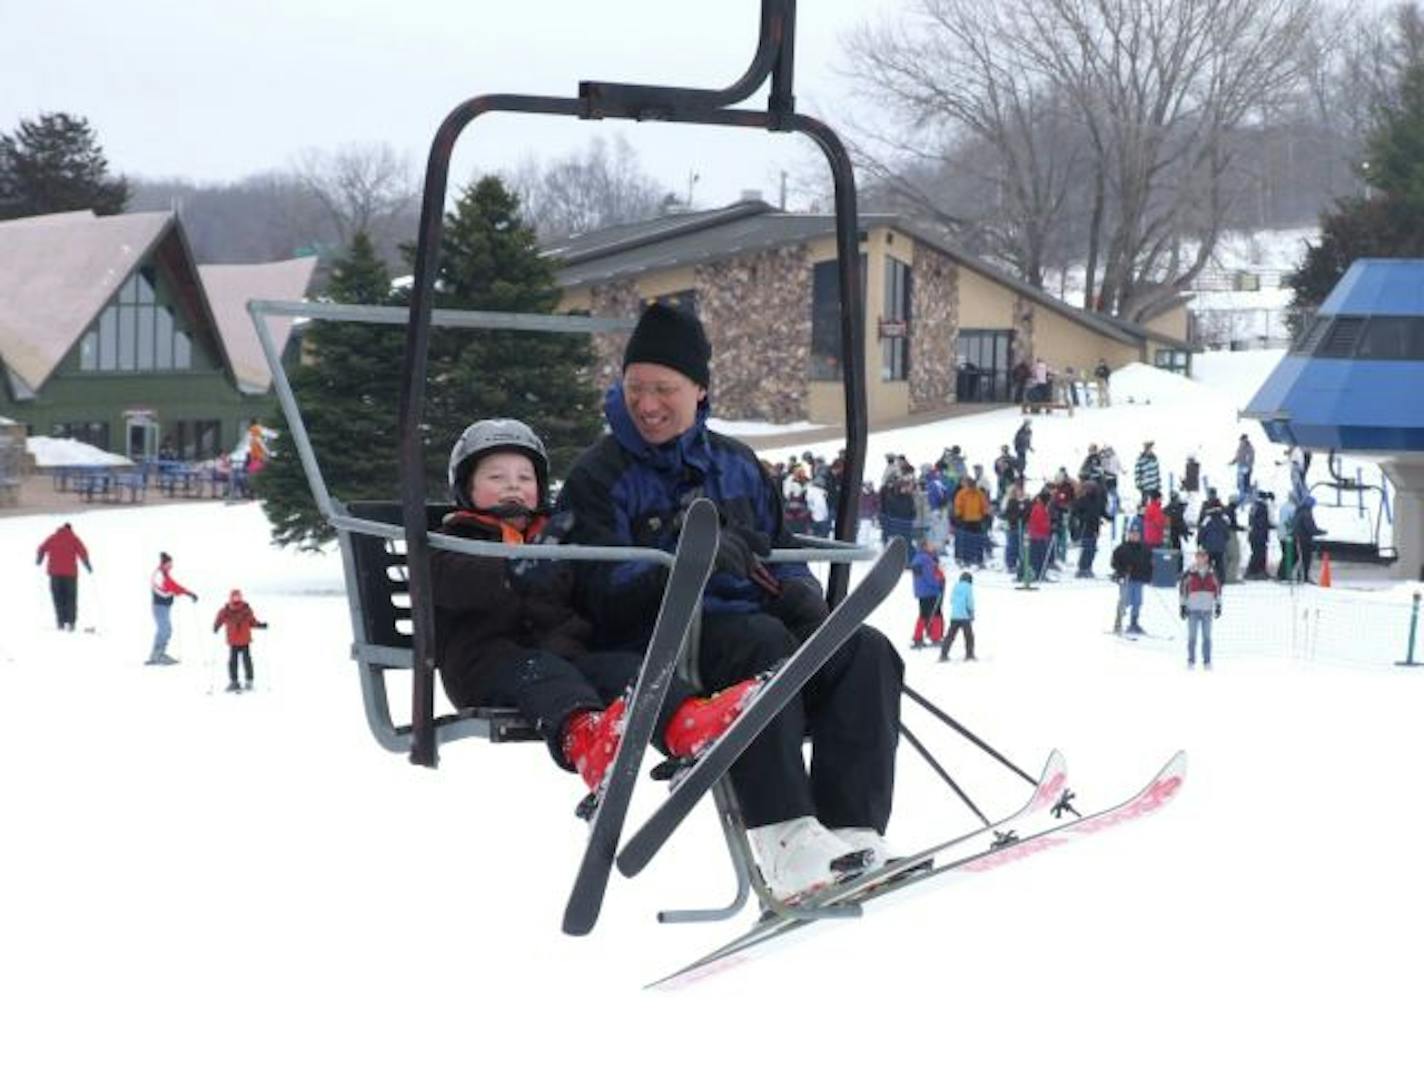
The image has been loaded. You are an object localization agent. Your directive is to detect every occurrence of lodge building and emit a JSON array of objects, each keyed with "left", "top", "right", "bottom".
[
  {"left": 0, "top": 209, "right": 315, "bottom": 460},
  {"left": 552, "top": 198, "right": 1195, "bottom": 426}
]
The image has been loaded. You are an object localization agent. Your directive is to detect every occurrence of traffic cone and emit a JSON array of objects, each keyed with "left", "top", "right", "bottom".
[{"left": 1319, "top": 551, "right": 1332, "bottom": 588}]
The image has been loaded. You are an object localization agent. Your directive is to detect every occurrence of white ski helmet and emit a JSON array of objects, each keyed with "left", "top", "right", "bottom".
[{"left": 448, "top": 418, "right": 549, "bottom": 510}]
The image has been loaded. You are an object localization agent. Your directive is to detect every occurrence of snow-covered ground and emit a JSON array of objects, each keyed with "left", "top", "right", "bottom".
[{"left": 3, "top": 356, "right": 1421, "bottom": 1067}]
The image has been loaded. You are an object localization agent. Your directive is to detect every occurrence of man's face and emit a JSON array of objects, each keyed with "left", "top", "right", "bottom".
[{"left": 623, "top": 362, "right": 705, "bottom": 445}]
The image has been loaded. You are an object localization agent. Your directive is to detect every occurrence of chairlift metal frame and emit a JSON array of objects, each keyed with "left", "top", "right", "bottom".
[
  {"left": 245, "top": 2, "right": 1066, "bottom": 935},
  {"left": 1308, "top": 449, "right": 1398, "bottom": 565}
]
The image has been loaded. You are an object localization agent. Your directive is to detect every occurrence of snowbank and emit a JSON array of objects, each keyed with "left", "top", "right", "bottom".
[
  {"left": 26, "top": 436, "right": 134, "bottom": 468},
  {"left": 708, "top": 417, "right": 827, "bottom": 438}
]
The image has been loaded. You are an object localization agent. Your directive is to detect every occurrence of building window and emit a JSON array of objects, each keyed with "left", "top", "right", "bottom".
[
  {"left": 1153, "top": 348, "right": 1192, "bottom": 374},
  {"left": 51, "top": 421, "right": 110, "bottom": 450},
  {"left": 167, "top": 419, "right": 222, "bottom": 460},
  {"left": 77, "top": 266, "right": 196, "bottom": 375},
  {"left": 810, "top": 257, "right": 868, "bottom": 382},
  {"left": 881, "top": 256, "right": 912, "bottom": 382},
  {"left": 1356, "top": 316, "right": 1424, "bottom": 360},
  {"left": 955, "top": 329, "right": 1015, "bottom": 402}
]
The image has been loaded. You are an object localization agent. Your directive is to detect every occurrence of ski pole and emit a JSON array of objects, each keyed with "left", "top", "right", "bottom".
[
  {"left": 899, "top": 723, "right": 991, "bottom": 826},
  {"left": 902, "top": 684, "right": 1042, "bottom": 790},
  {"left": 1398, "top": 592, "right": 1422, "bottom": 668}
]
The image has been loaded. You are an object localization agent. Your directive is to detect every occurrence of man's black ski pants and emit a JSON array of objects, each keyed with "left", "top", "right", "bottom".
[{"left": 696, "top": 613, "right": 902, "bottom": 834}]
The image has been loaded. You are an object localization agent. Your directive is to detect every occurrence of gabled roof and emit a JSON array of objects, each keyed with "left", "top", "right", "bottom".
[
  {"left": 0, "top": 209, "right": 316, "bottom": 396},
  {"left": 0, "top": 210, "right": 171, "bottom": 391},
  {"left": 548, "top": 200, "right": 1154, "bottom": 348},
  {"left": 199, "top": 258, "right": 318, "bottom": 393}
]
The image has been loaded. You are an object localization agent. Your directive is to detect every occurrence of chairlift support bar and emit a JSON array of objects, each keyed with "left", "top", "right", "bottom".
[{"left": 396, "top": 0, "right": 868, "bottom": 767}]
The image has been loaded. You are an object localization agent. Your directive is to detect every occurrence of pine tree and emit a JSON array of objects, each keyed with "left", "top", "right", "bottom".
[
  {"left": 1289, "top": 42, "right": 1424, "bottom": 319},
  {"left": 0, "top": 112, "right": 129, "bottom": 220},
  {"left": 417, "top": 176, "right": 602, "bottom": 485},
  {"left": 258, "top": 232, "right": 404, "bottom": 548}
]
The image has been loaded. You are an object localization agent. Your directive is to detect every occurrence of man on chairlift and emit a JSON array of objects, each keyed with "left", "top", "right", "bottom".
[{"left": 560, "top": 302, "right": 905, "bottom": 903}]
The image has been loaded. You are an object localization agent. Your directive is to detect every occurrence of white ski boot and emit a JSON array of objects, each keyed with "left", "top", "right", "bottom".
[
  {"left": 830, "top": 827, "right": 891, "bottom": 873},
  {"left": 748, "top": 816, "right": 871, "bottom": 901}
]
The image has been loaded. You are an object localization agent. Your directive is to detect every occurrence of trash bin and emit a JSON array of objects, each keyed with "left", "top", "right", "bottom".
[{"left": 1151, "top": 549, "right": 1180, "bottom": 587}]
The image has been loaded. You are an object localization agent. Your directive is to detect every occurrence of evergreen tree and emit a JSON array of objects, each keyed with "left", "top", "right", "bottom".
[
  {"left": 1290, "top": 38, "right": 1424, "bottom": 319},
  {"left": 415, "top": 175, "right": 602, "bottom": 486},
  {"left": 0, "top": 112, "right": 129, "bottom": 220},
  {"left": 258, "top": 232, "right": 404, "bottom": 548}
]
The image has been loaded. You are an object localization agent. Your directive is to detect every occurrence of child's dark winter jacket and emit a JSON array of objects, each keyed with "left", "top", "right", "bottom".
[
  {"left": 213, "top": 600, "right": 267, "bottom": 646},
  {"left": 1197, "top": 504, "right": 1232, "bottom": 554},
  {"left": 1111, "top": 540, "right": 1153, "bottom": 582},
  {"left": 430, "top": 509, "right": 591, "bottom": 709}
]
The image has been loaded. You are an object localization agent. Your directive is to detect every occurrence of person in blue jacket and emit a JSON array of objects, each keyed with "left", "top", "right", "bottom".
[
  {"left": 938, "top": 571, "right": 977, "bottom": 662},
  {"left": 559, "top": 301, "right": 904, "bottom": 903},
  {"left": 909, "top": 538, "right": 945, "bottom": 648}
]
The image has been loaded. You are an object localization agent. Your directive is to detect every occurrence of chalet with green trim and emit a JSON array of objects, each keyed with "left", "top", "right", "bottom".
[{"left": 0, "top": 210, "right": 315, "bottom": 460}]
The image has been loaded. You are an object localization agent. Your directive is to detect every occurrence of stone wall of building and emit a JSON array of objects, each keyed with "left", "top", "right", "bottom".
[
  {"left": 910, "top": 244, "right": 957, "bottom": 411},
  {"left": 695, "top": 246, "right": 812, "bottom": 422},
  {"left": 585, "top": 278, "right": 641, "bottom": 394}
]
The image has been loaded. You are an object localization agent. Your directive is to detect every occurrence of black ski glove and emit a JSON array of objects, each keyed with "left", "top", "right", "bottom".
[
  {"left": 1179, "top": 605, "right": 1187, "bottom": 620},
  {"left": 716, "top": 524, "right": 781, "bottom": 596},
  {"left": 189, "top": 593, "right": 199, "bottom": 603},
  {"left": 766, "top": 578, "right": 829, "bottom": 642},
  {"left": 507, "top": 512, "right": 575, "bottom": 597},
  {"left": 1214, "top": 604, "right": 1222, "bottom": 619}
]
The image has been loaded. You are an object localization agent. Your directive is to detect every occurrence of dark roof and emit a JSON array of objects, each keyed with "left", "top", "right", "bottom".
[
  {"left": 549, "top": 199, "right": 1150, "bottom": 347},
  {"left": 544, "top": 199, "right": 773, "bottom": 265}
]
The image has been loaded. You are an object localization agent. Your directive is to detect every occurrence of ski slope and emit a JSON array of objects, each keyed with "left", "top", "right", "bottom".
[{"left": 2, "top": 358, "right": 1422, "bottom": 1067}]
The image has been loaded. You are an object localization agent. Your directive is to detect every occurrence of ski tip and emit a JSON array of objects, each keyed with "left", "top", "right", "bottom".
[{"left": 561, "top": 907, "right": 597, "bottom": 937}]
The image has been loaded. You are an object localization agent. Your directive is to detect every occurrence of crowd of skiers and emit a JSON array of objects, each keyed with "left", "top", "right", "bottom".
[{"left": 859, "top": 423, "right": 1328, "bottom": 590}]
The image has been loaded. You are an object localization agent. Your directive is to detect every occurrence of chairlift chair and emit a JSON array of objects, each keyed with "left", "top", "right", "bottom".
[
  {"left": 1307, "top": 449, "right": 1399, "bottom": 565},
  {"left": 248, "top": 0, "right": 1063, "bottom": 938},
  {"left": 248, "top": 0, "right": 880, "bottom": 930}
]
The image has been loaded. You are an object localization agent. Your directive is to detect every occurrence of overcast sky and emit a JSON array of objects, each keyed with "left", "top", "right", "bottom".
[{"left": 0, "top": 0, "right": 896, "bottom": 210}]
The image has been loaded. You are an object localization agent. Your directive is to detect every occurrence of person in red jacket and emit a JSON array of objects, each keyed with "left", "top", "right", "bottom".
[
  {"left": 213, "top": 589, "right": 268, "bottom": 692},
  {"left": 1027, "top": 489, "right": 1054, "bottom": 579},
  {"left": 147, "top": 552, "right": 198, "bottom": 666},
  {"left": 36, "top": 522, "right": 92, "bottom": 631},
  {"left": 1141, "top": 490, "right": 1167, "bottom": 549}
]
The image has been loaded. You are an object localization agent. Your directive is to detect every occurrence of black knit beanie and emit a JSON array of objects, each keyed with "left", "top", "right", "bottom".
[{"left": 623, "top": 302, "right": 711, "bottom": 388}]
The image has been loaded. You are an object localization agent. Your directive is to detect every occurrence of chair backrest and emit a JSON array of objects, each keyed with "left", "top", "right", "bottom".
[{"left": 344, "top": 500, "right": 448, "bottom": 650}]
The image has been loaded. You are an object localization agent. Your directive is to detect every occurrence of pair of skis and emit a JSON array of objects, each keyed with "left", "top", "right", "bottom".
[
  {"left": 562, "top": 502, "right": 908, "bottom": 935},
  {"left": 649, "top": 748, "right": 1187, "bottom": 990}
]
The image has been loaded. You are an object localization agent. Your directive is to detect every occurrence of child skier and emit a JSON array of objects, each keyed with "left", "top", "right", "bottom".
[
  {"left": 1178, "top": 548, "right": 1223, "bottom": 669},
  {"left": 909, "top": 539, "right": 946, "bottom": 649},
  {"left": 213, "top": 589, "right": 268, "bottom": 692},
  {"left": 938, "top": 572, "right": 976, "bottom": 662},
  {"left": 431, "top": 418, "right": 758, "bottom": 808}
]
